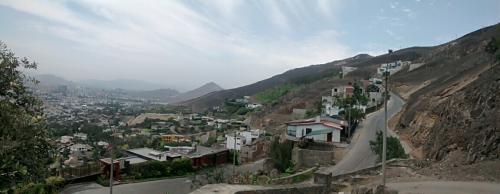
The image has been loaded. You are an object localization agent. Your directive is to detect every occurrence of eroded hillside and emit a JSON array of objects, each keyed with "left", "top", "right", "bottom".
[{"left": 391, "top": 23, "right": 500, "bottom": 165}]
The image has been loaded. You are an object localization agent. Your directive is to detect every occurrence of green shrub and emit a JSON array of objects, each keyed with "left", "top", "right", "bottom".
[
  {"left": 269, "top": 138, "right": 294, "bottom": 172},
  {"left": 128, "top": 159, "right": 194, "bottom": 180},
  {"left": 96, "top": 176, "right": 109, "bottom": 186},
  {"left": 255, "top": 84, "right": 296, "bottom": 104},
  {"left": 369, "top": 131, "right": 408, "bottom": 162}
]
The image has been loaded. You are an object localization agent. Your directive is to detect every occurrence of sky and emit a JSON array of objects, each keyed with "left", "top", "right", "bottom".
[{"left": 0, "top": 0, "right": 499, "bottom": 91}]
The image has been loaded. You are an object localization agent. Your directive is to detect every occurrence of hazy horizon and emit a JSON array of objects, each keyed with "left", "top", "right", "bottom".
[{"left": 1, "top": 0, "right": 499, "bottom": 91}]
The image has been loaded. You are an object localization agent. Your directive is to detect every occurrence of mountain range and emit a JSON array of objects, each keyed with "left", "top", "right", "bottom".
[{"left": 33, "top": 74, "right": 223, "bottom": 103}]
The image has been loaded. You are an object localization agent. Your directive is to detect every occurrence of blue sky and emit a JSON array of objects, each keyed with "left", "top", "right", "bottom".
[{"left": 0, "top": 0, "right": 499, "bottom": 90}]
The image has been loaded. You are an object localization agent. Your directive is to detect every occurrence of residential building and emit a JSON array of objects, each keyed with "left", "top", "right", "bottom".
[
  {"left": 225, "top": 129, "right": 263, "bottom": 151},
  {"left": 286, "top": 116, "right": 345, "bottom": 143},
  {"left": 368, "top": 92, "right": 383, "bottom": 108},
  {"left": 240, "top": 138, "right": 269, "bottom": 163},
  {"left": 60, "top": 135, "right": 73, "bottom": 144},
  {"left": 69, "top": 143, "right": 93, "bottom": 159},
  {"left": 332, "top": 86, "right": 354, "bottom": 98}
]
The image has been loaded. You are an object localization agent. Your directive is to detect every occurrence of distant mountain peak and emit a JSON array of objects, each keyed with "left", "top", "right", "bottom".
[
  {"left": 353, "top": 54, "right": 372, "bottom": 59},
  {"left": 200, "top": 81, "right": 223, "bottom": 90}
]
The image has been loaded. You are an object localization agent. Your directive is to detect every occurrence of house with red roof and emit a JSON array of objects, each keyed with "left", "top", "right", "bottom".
[{"left": 285, "top": 116, "right": 346, "bottom": 143}]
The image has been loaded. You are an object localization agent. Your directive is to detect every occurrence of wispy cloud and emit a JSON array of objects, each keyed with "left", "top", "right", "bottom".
[{"left": 0, "top": 0, "right": 350, "bottom": 89}]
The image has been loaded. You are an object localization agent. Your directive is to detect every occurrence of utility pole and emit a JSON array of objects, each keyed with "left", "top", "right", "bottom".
[
  {"left": 109, "top": 123, "right": 114, "bottom": 194},
  {"left": 382, "top": 70, "right": 390, "bottom": 189},
  {"left": 347, "top": 103, "right": 351, "bottom": 139},
  {"left": 233, "top": 131, "right": 237, "bottom": 176}
]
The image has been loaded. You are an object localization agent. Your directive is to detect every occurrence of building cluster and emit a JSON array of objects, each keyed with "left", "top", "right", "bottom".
[
  {"left": 285, "top": 61, "right": 412, "bottom": 144},
  {"left": 377, "top": 60, "right": 412, "bottom": 76}
]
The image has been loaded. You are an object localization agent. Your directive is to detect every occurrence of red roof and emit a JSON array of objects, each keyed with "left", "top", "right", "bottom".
[{"left": 286, "top": 119, "right": 343, "bottom": 130}]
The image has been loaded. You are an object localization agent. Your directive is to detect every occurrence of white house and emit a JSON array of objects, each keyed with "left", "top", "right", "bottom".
[
  {"left": 73, "top": 133, "right": 88, "bottom": 141},
  {"left": 225, "top": 129, "right": 263, "bottom": 151},
  {"left": 60, "top": 136, "right": 73, "bottom": 144},
  {"left": 322, "top": 96, "right": 342, "bottom": 117},
  {"left": 246, "top": 103, "right": 262, "bottom": 109},
  {"left": 286, "top": 116, "right": 344, "bottom": 143},
  {"left": 69, "top": 143, "right": 93, "bottom": 159},
  {"left": 368, "top": 92, "right": 383, "bottom": 108},
  {"left": 377, "top": 60, "right": 411, "bottom": 76}
]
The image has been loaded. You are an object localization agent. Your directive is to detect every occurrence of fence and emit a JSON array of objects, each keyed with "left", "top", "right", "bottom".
[{"left": 59, "top": 162, "right": 101, "bottom": 180}]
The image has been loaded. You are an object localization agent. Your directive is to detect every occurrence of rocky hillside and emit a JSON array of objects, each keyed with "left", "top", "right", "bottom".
[
  {"left": 179, "top": 54, "right": 375, "bottom": 111},
  {"left": 391, "top": 23, "right": 500, "bottom": 164}
]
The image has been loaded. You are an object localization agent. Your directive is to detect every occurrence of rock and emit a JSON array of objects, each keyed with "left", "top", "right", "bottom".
[
  {"left": 352, "top": 187, "right": 372, "bottom": 194},
  {"left": 269, "top": 169, "right": 279, "bottom": 178},
  {"left": 374, "top": 185, "right": 398, "bottom": 194}
]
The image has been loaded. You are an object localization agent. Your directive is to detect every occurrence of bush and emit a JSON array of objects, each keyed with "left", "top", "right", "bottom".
[
  {"left": 44, "top": 176, "right": 64, "bottom": 188},
  {"left": 13, "top": 183, "right": 59, "bottom": 194},
  {"left": 128, "top": 159, "right": 194, "bottom": 180},
  {"left": 96, "top": 176, "right": 109, "bottom": 186},
  {"left": 369, "top": 131, "right": 408, "bottom": 162}
]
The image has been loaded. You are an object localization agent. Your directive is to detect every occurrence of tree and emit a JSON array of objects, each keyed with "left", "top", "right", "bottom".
[
  {"left": 369, "top": 131, "right": 408, "bottom": 162},
  {"left": 269, "top": 137, "right": 293, "bottom": 172},
  {"left": 0, "top": 41, "right": 52, "bottom": 190}
]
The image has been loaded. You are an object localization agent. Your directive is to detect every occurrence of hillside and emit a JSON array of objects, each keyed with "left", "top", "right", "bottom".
[
  {"left": 180, "top": 54, "right": 374, "bottom": 111},
  {"left": 167, "top": 82, "right": 223, "bottom": 104},
  {"left": 204, "top": 22, "right": 500, "bottom": 169},
  {"left": 126, "top": 88, "right": 180, "bottom": 100},
  {"left": 390, "top": 23, "right": 500, "bottom": 164}
]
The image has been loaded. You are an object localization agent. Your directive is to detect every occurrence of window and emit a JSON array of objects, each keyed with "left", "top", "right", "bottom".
[{"left": 306, "top": 128, "right": 312, "bottom": 134}]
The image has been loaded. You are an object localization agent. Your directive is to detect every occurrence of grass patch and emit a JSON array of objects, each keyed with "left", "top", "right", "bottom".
[{"left": 255, "top": 84, "right": 297, "bottom": 105}]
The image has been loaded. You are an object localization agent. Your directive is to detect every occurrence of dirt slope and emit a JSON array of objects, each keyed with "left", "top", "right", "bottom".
[{"left": 390, "top": 23, "right": 500, "bottom": 164}]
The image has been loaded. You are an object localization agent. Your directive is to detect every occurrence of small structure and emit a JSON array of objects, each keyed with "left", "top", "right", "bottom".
[
  {"left": 332, "top": 85, "right": 355, "bottom": 98},
  {"left": 60, "top": 136, "right": 73, "bottom": 144},
  {"left": 126, "top": 148, "right": 181, "bottom": 162},
  {"left": 187, "top": 146, "right": 229, "bottom": 168},
  {"left": 286, "top": 116, "right": 345, "bottom": 143},
  {"left": 69, "top": 143, "right": 93, "bottom": 159},
  {"left": 99, "top": 158, "right": 121, "bottom": 180},
  {"left": 73, "top": 133, "right": 88, "bottom": 141},
  {"left": 225, "top": 129, "right": 263, "bottom": 151},
  {"left": 246, "top": 103, "right": 262, "bottom": 109},
  {"left": 161, "top": 134, "right": 191, "bottom": 143}
]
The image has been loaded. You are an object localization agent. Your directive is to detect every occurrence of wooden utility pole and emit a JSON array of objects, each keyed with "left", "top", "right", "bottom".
[
  {"left": 382, "top": 70, "right": 390, "bottom": 190},
  {"left": 347, "top": 103, "right": 351, "bottom": 139},
  {"left": 109, "top": 124, "right": 114, "bottom": 194}
]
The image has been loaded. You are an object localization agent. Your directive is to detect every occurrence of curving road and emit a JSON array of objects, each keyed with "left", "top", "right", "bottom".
[{"left": 326, "top": 93, "right": 405, "bottom": 176}]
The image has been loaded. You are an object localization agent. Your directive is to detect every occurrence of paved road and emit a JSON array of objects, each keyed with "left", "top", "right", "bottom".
[
  {"left": 61, "top": 177, "right": 193, "bottom": 194},
  {"left": 326, "top": 93, "right": 405, "bottom": 175},
  {"left": 387, "top": 181, "right": 500, "bottom": 194}
]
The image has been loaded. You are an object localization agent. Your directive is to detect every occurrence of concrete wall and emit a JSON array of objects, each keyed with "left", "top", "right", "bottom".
[
  {"left": 292, "top": 147, "right": 335, "bottom": 169},
  {"left": 235, "top": 184, "right": 327, "bottom": 194}
]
